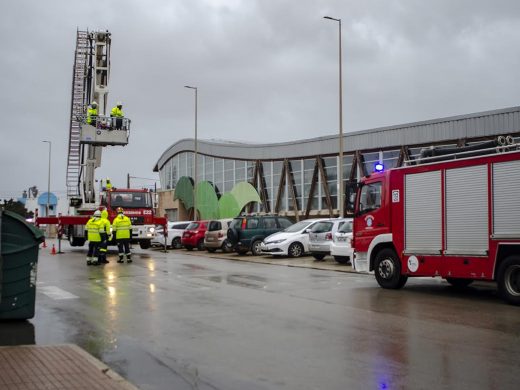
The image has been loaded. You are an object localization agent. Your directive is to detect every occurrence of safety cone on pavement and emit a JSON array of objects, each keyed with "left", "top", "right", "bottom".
[
  {"left": 42, "top": 240, "right": 47, "bottom": 248},
  {"left": 51, "top": 244, "right": 56, "bottom": 255}
]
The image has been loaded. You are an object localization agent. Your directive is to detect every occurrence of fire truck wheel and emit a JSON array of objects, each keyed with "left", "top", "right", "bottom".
[
  {"left": 497, "top": 256, "right": 520, "bottom": 305},
  {"left": 374, "top": 248, "right": 408, "bottom": 289},
  {"left": 69, "top": 237, "right": 86, "bottom": 247},
  {"left": 446, "top": 277, "right": 473, "bottom": 288},
  {"left": 171, "top": 237, "right": 182, "bottom": 249},
  {"left": 139, "top": 241, "right": 151, "bottom": 250}
]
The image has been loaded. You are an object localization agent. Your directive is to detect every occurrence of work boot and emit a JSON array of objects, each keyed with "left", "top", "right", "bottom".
[
  {"left": 117, "top": 255, "right": 124, "bottom": 263},
  {"left": 86, "top": 259, "right": 92, "bottom": 266},
  {"left": 126, "top": 254, "right": 132, "bottom": 263}
]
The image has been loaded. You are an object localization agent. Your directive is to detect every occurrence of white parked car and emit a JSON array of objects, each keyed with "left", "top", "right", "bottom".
[
  {"left": 151, "top": 221, "right": 192, "bottom": 249},
  {"left": 260, "top": 219, "right": 326, "bottom": 258},
  {"left": 308, "top": 218, "right": 352, "bottom": 261},
  {"left": 330, "top": 220, "right": 354, "bottom": 264}
]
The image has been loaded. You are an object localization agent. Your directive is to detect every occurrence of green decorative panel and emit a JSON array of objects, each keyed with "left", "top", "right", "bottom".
[
  {"left": 173, "top": 176, "right": 194, "bottom": 209},
  {"left": 195, "top": 182, "right": 220, "bottom": 220},
  {"left": 218, "top": 193, "right": 241, "bottom": 218},
  {"left": 230, "top": 182, "right": 261, "bottom": 210}
]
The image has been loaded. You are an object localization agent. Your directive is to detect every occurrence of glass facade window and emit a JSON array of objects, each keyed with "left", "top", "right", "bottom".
[
  {"left": 303, "top": 158, "right": 318, "bottom": 210},
  {"left": 289, "top": 159, "right": 302, "bottom": 210},
  {"left": 383, "top": 150, "right": 400, "bottom": 170},
  {"left": 362, "top": 152, "right": 380, "bottom": 175},
  {"left": 323, "top": 157, "right": 337, "bottom": 209}
]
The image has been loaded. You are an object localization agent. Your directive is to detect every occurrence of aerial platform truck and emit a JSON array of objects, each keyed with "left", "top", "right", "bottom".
[
  {"left": 349, "top": 136, "right": 520, "bottom": 305},
  {"left": 37, "top": 30, "right": 166, "bottom": 250}
]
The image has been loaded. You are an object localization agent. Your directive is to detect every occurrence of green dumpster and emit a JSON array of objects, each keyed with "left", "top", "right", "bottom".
[{"left": 0, "top": 210, "right": 44, "bottom": 320}]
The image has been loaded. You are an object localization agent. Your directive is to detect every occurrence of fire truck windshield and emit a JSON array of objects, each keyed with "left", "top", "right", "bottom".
[{"left": 110, "top": 192, "right": 153, "bottom": 209}]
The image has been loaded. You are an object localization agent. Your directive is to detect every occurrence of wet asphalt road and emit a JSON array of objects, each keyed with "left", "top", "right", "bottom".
[{"left": 2, "top": 241, "right": 519, "bottom": 390}]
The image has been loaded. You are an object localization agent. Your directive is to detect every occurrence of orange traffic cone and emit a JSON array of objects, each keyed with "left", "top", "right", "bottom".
[
  {"left": 51, "top": 244, "right": 56, "bottom": 255},
  {"left": 42, "top": 240, "right": 47, "bottom": 248}
]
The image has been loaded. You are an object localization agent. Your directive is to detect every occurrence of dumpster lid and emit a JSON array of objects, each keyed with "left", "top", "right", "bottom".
[{"left": 0, "top": 210, "right": 45, "bottom": 242}]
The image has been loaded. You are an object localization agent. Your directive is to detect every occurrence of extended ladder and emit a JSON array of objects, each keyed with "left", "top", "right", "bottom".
[{"left": 66, "top": 30, "right": 89, "bottom": 198}]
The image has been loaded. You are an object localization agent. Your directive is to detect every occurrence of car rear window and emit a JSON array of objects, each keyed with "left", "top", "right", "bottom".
[
  {"left": 208, "top": 221, "right": 222, "bottom": 231},
  {"left": 246, "top": 218, "right": 259, "bottom": 229},
  {"left": 338, "top": 221, "right": 353, "bottom": 233},
  {"left": 173, "top": 223, "right": 189, "bottom": 229},
  {"left": 186, "top": 222, "right": 201, "bottom": 230},
  {"left": 311, "top": 221, "right": 333, "bottom": 233}
]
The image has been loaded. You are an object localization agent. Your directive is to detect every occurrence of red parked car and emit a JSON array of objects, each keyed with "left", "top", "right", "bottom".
[{"left": 181, "top": 220, "right": 209, "bottom": 251}]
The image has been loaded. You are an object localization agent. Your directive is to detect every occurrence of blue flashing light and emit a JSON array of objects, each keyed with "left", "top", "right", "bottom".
[{"left": 374, "top": 163, "right": 384, "bottom": 172}]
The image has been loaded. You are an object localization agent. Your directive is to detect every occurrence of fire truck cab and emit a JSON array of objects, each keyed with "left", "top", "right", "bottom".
[{"left": 352, "top": 140, "right": 520, "bottom": 305}]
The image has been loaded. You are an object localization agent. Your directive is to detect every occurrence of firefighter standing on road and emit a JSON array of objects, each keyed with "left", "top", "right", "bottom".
[
  {"left": 113, "top": 207, "right": 132, "bottom": 263},
  {"left": 85, "top": 210, "right": 103, "bottom": 266},
  {"left": 98, "top": 208, "right": 111, "bottom": 264},
  {"left": 110, "top": 101, "right": 124, "bottom": 130}
]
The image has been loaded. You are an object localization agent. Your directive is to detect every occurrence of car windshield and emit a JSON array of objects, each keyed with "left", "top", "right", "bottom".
[
  {"left": 284, "top": 220, "right": 314, "bottom": 233},
  {"left": 311, "top": 221, "right": 333, "bottom": 233},
  {"left": 338, "top": 221, "right": 353, "bottom": 233},
  {"left": 110, "top": 192, "right": 153, "bottom": 208}
]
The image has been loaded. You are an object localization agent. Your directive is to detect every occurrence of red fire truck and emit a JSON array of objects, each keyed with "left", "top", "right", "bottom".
[{"left": 351, "top": 137, "right": 520, "bottom": 305}]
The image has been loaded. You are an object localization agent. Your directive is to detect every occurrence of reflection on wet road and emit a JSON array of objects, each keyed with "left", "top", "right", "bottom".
[{"left": 11, "top": 244, "right": 520, "bottom": 390}]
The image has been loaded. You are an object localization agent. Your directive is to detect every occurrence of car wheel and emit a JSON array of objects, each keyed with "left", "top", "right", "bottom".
[
  {"left": 334, "top": 256, "right": 351, "bottom": 264},
  {"left": 446, "top": 277, "right": 473, "bottom": 288},
  {"left": 207, "top": 247, "right": 217, "bottom": 253},
  {"left": 185, "top": 245, "right": 193, "bottom": 251},
  {"left": 171, "top": 237, "right": 182, "bottom": 249},
  {"left": 222, "top": 239, "right": 234, "bottom": 253},
  {"left": 251, "top": 240, "right": 263, "bottom": 256},
  {"left": 497, "top": 255, "right": 520, "bottom": 305},
  {"left": 313, "top": 254, "right": 325, "bottom": 261},
  {"left": 197, "top": 239, "right": 205, "bottom": 251},
  {"left": 374, "top": 248, "right": 408, "bottom": 289},
  {"left": 288, "top": 242, "right": 304, "bottom": 258},
  {"left": 227, "top": 228, "right": 238, "bottom": 243}
]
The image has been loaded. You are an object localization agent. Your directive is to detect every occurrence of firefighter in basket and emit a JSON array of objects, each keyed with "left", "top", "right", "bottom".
[{"left": 113, "top": 207, "right": 133, "bottom": 263}]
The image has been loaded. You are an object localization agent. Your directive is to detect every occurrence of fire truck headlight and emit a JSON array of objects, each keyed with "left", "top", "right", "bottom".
[{"left": 148, "top": 227, "right": 155, "bottom": 233}]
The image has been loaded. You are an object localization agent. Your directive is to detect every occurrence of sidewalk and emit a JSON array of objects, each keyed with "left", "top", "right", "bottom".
[{"left": 0, "top": 344, "right": 138, "bottom": 390}]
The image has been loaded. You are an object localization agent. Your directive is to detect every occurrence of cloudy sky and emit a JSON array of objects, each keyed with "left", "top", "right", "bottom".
[{"left": 1, "top": 0, "right": 519, "bottom": 200}]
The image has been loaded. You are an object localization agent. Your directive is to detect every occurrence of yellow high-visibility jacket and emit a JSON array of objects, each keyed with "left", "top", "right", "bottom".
[
  {"left": 87, "top": 107, "right": 97, "bottom": 124},
  {"left": 85, "top": 217, "right": 103, "bottom": 242},
  {"left": 110, "top": 106, "right": 124, "bottom": 117},
  {"left": 113, "top": 214, "right": 132, "bottom": 239}
]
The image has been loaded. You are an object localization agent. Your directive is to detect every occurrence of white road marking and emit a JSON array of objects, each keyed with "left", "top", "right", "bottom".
[{"left": 38, "top": 286, "right": 79, "bottom": 300}]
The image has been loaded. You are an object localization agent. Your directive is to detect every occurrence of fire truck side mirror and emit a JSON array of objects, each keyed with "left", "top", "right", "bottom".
[{"left": 345, "top": 181, "right": 358, "bottom": 215}]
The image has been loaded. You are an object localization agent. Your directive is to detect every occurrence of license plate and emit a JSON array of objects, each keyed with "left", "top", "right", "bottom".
[
  {"left": 338, "top": 237, "right": 347, "bottom": 242},
  {"left": 206, "top": 237, "right": 214, "bottom": 241}
]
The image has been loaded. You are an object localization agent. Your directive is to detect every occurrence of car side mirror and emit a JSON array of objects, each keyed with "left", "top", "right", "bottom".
[{"left": 304, "top": 229, "right": 311, "bottom": 233}]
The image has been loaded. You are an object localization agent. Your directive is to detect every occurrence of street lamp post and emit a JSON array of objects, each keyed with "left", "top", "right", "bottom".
[
  {"left": 184, "top": 85, "right": 198, "bottom": 220},
  {"left": 324, "top": 16, "right": 344, "bottom": 218},
  {"left": 42, "top": 140, "right": 52, "bottom": 216}
]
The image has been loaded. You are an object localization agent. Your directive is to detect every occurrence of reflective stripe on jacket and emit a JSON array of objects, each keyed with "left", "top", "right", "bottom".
[
  {"left": 86, "top": 218, "right": 103, "bottom": 242},
  {"left": 113, "top": 215, "right": 132, "bottom": 239},
  {"left": 110, "top": 106, "right": 124, "bottom": 117}
]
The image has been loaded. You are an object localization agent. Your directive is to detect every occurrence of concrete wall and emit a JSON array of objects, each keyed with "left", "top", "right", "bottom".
[{"left": 157, "top": 190, "right": 190, "bottom": 222}]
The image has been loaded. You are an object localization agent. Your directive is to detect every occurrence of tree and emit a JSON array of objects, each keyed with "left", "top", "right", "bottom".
[{"left": 1, "top": 199, "right": 33, "bottom": 218}]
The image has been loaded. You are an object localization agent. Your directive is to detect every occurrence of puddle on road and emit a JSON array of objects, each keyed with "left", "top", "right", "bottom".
[{"left": 205, "top": 274, "right": 268, "bottom": 290}]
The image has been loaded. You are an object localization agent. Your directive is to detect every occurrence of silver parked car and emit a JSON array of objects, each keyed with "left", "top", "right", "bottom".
[
  {"left": 204, "top": 219, "right": 233, "bottom": 253},
  {"left": 308, "top": 218, "right": 351, "bottom": 261}
]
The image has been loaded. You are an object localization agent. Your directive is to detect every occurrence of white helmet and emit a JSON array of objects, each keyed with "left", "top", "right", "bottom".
[{"left": 93, "top": 210, "right": 101, "bottom": 217}]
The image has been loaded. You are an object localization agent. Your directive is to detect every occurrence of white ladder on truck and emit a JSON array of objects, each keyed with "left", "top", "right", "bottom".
[{"left": 66, "top": 30, "right": 89, "bottom": 198}]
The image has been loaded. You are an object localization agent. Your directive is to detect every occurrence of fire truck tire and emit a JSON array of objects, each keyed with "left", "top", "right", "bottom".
[
  {"left": 374, "top": 248, "right": 408, "bottom": 289},
  {"left": 139, "top": 241, "right": 151, "bottom": 250},
  {"left": 446, "top": 277, "right": 473, "bottom": 288},
  {"left": 171, "top": 237, "right": 182, "bottom": 249},
  {"left": 497, "top": 256, "right": 520, "bottom": 305},
  {"left": 69, "top": 237, "right": 86, "bottom": 247}
]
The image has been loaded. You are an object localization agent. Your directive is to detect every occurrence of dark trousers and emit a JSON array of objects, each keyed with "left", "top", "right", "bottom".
[
  {"left": 117, "top": 239, "right": 131, "bottom": 259},
  {"left": 87, "top": 241, "right": 99, "bottom": 259}
]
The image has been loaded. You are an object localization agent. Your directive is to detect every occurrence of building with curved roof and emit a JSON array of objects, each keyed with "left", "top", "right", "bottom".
[{"left": 154, "top": 106, "right": 520, "bottom": 221}]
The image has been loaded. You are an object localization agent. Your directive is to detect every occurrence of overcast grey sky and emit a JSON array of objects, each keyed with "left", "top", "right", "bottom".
[{"left": 1, "top": 0, "right": 519, "bottom": 199}]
